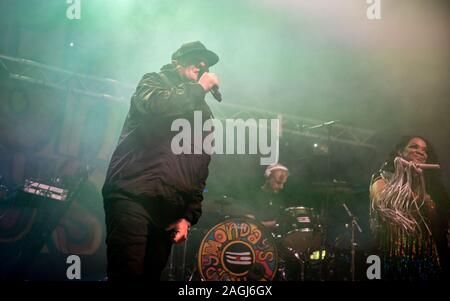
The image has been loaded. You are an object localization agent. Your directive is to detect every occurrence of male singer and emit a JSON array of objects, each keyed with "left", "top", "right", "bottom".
[{"left": 102, "top": 41, "right": 220, "bottom": 280}]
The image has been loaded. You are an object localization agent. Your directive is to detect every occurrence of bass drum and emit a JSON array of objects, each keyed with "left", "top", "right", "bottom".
[{"left": 197, "top": 217, "right": 278, "bottom": 281}]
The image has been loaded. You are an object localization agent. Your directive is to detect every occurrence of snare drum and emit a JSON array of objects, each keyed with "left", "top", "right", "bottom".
[{"left": 279, "top": 207, "right": 322, "bottom": 256}]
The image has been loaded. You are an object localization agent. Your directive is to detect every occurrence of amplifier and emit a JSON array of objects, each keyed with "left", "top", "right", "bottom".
[
  {"left": 5, "top": 179, "right": 71, "bottom": 208},
  {"left": 22, "top": 179, "right": 68, "bottom": 202}
]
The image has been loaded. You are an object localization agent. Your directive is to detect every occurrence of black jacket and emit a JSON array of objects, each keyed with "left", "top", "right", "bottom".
[{"left": 102, "top": 64, "right": 213, "bottom": 226}]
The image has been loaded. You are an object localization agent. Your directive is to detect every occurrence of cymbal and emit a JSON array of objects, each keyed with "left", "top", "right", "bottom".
[
  {"left": 311, "top": 180, "right": 365, "bottom": 195},
  {"left": 202, "top": 195, "right": 251, "bottom": 216},
  {"left": 213, "top": 198, "right": 232, "bottom": 207}
]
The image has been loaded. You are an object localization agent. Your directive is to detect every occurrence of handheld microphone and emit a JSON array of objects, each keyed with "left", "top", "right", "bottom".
[
  {"left": 210, "top": 86, "right": 222, "bottom": 102},
  {"left": 198, "top": 66, "right": 222, "bottom": 102}
]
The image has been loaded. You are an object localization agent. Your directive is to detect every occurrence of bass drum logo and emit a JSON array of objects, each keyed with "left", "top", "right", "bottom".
[{"left": 197, "top": 218, "right": 278, "bottom": 281}]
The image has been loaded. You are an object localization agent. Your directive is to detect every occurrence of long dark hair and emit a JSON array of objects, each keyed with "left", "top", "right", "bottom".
[
  {"left": 382, "top": 136, "right": 449, "bottom": 251},
  {"left": 383, "top": 135, "right": 439, "bottom": 172},
  {"left": 383, "top": 136, "right": 446, "bottom": 198}
]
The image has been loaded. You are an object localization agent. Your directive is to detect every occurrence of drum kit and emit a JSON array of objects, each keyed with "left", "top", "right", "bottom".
[{"left": 166, "top": 186, "right": 363, "bottom": 281}]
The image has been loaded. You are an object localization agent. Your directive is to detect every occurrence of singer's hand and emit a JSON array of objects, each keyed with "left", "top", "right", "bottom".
[
  {"left": 166, "top": 218, "right": 191, "bottom": 243},
  {"left": 198, "top": 72, "right": 219, "bottom": 92}
]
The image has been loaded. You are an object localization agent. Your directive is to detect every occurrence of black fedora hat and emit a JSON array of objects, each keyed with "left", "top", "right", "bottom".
[{"left": 171, "top": 41, "right": 219, "bottom": 67}]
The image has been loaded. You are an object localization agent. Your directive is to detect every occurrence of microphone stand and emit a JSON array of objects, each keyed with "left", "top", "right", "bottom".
[
  {"left": 305, "top": 120, "right": 337, "bottom": 280},
  {"left": 305, "top": 120, "right": 339, "bottom": 207},
  {"left": 342, "top": 203, "right": 362, "bottom": 281}
]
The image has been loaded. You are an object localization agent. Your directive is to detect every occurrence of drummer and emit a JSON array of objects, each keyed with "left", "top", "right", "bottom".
[{"left": 246, "top": 163, "right": 289, "bottom": 228}]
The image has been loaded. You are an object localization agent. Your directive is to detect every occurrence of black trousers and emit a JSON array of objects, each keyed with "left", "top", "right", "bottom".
[{"left": 104, "top": 198, "right": 173, "bottom": 281}]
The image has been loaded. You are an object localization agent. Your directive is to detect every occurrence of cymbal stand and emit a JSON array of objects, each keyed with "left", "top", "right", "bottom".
[
  {"left": 286, "top": 247, "right": 305, "bottom": 281},
  {"left": 181, "top": 235, "right": 188, "bottom": 280},
  {"left": 167, "top": 244, "right": 176, "bottom": 281}
]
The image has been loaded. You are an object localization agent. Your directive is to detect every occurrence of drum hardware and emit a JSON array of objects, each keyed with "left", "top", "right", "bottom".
[
  {"left": 283, "top": 246, "right": 306, "bottom": 281},
  {"left": 309, "top": 249, "right": 326, "bottom": 260},
  {"left": 279, "top": 207, "right": 322, "bottom": 257},
  {"left": 182, "top": 234, "right": 188, "bottom": 280},
  {"left": 165, "top": 236, "right": 191, "bottom": 281},
  {"left": 187, "top": 261, "right": 198, "bottom": 281},
  {"left": 166, "top": 245, "right": 176, "bottom": 280},
  {"left": 178, "top": 226, "right": 200, "bottom": 281},
  {"left": 342, "top": 203, "right": 362, "bottom": 281},
  {"left": 273, "top": 206, "right": 330, "bottom": 281},
  {"left": 276, "top": 258, "right": 288, "bottom": 281}
]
